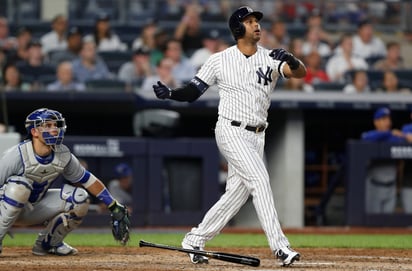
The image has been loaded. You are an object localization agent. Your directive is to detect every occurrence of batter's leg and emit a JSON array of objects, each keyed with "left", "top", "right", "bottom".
[
  {"left": 183, "top": 164, "right": 250, "bottom": 248},
  {"left": 217, "top": 125, "right": 290, "bottom": 251}
]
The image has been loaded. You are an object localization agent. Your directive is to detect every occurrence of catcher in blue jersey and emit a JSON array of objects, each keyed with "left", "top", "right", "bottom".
[{"left": 0, "top": 108, "right": 130, "bottom": 256}]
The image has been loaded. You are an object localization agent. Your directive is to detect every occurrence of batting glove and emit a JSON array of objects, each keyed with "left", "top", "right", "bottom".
[
  {"left": 269, "top": 48, "right": 300, "bottom": 70},
  {"left": 153, "top": 81, "right": 172, "bottom": 99}
]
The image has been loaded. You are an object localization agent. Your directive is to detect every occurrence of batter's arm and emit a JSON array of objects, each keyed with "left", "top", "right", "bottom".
[
  {"left": 269, "top": 48, "right": 306, "bottom": 78},
  {"left": 283, "top": 60, "right": 306, "bottom": 78},
  {"left": 153, "top": 76, "right": 209, "bottom": 102}
]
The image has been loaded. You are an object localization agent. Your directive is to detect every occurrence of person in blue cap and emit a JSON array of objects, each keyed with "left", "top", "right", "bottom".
[
  {"left": 108, "top": 163, "right": 133, "bottom": 212},
  {"left": 362, "top": 107, "right": 407, "bottom": 142},
  {"left": 361, "top": 107, "right": 407, "bottom": 214},
  {"left": 400, "top": 109, "right": 412, "bottom": 213}
]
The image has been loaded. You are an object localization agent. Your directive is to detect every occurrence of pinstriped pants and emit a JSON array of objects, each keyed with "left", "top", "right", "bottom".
[{"left": 183, "top": 117, "right": 290, "bottom": 251}]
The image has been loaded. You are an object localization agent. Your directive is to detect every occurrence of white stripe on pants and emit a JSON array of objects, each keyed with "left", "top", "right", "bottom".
[{"left": 184, "top": 118, "right": 289, "bottom": 251}]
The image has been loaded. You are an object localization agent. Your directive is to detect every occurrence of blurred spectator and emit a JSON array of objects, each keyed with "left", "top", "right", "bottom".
[
  {"left": 284, "top": 77, "right": 314, "bottom": 93},
  {"left": 5, "top": 26, "right": 32, "bottom": 64},
  {"left": 46, "top": 61, "right": 85, "bottom": 92},
  {"left": 352, "top": 19, "right": 386, "bottom": 60},
  {"left": 361, "top": 107, "right": 409, "bottom": 214},
  {"left": 190, "top": 28, "right": 221, "bottom": 70},
  {"left": 131, "top": 20, "right": 157, "bottom": 52},
  {"left": 150, "top": 28, "right": 169, "bottom": 67},
  {"left": 0, "top": 17, "right": 17, "bottom": 51},
  {"left": 373, "top": 41, "right": 405, "bottom": 71},
  {"left": 326, "top": 33, "right": 368, "bottom": 82},
  {"left": 15, "top": 40, "right": 55, "bottom": 90},
  {"left": 163, "top": 38, "right": 196, "bottom": 83},
  {"left": 48, "top": 26, "right": 83, "bottom": 66},
  {"left": 303, "top": 51, "right": 329, "bottom": 85},
  {"left": 140, "top": 57, "right": 181, "bottom": 93},
  {"left": 343, "top": 70, "right": 370, "bottom": 94},
  {"left": 118, "top": 47, "right": 152, "bottom": 85},
  {"left": 305, "top": 9, "right": 333, "bottom": 46},
  {"left": 288, "top": 37, "right": 305, "bottom": 62},
  {"left": 257, "top": 28, "right": 276, "bottom": 50},
  {"left": 376, "top": 70, "right": 411, "bottom": 93},
  {"left": 108, "top": 163, "right": 133, "bottom": 209},
  {"left": 174, "top": 3, "right": 203, "bottom": 54},
  {"left": 302, "top": 27, "right": 331, "bottom": 58},
  {"left": 84, "top": 13, "right": 127, "bottom": 52},
  {"left": 269, "top": 20, "right": 290, "bottom": 49},
  {"left": 40, "top": 14, "right": 68, "bottom": 55},
  {"left": 2, "top": 64, "right": 31, "bottom": 92},
  {"left": 71, "top": 39, "right": 111, "bottom": 83}
]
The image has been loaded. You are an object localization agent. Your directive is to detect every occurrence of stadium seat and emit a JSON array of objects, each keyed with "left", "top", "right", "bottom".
[
  {"left": 313, "top": 82, "right": 346, "bottom": 91},
  {"left": 85, "top": 78, "right": 126, "bottom": 92},
  {"left": 98, "top": 51, "right": 133, "bottom": 73}
]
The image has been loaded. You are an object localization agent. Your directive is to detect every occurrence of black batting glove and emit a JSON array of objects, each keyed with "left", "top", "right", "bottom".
[
  {"left": 269, "top": 48, "right": 300, "bottom": 70},
  {"left": 153, "top": 81, "right": 172, "bottom": 99}
]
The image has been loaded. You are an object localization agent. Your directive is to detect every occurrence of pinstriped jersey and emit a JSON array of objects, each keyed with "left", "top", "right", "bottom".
[{"left": 196, "top": 45, "right": 286, "bottom": 125}]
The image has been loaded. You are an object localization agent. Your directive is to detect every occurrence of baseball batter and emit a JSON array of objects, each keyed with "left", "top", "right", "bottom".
[
  {"left": 0, "top": 108, "right": 130, "bottom": 256},
  {"left": 153, "top": 6, "right": 306, "bottom": 267}
]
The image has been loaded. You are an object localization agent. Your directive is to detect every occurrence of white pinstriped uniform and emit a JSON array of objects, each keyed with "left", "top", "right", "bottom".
[{"left": 183, "top": 45, "right": 290, "bottom": 251}]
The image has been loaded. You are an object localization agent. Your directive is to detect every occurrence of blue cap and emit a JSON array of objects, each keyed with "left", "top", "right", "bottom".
[
  {"left": 374, "top": 107, "right": 391, "bottom": 120},
  {"left": 114, "top": 163, "right": 132, "bottom": 178}
]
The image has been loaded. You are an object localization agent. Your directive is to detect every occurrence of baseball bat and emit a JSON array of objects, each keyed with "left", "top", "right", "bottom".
[{"left": 139, "top": 240, "right": 260, "bottom": 267}]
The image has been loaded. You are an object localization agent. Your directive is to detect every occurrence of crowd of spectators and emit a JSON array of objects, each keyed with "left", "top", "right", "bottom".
[{"left": 0, "top": 0, "right": 410, "bottom": 94}]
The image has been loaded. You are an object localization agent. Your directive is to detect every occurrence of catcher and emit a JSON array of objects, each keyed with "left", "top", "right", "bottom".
[{"left": 0, "top": 108, "right": 130, "bottom": 256}]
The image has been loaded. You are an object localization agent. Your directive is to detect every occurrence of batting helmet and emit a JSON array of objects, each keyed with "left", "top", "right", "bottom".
[
  {"left": 25, "top": 108, "right": 66, "bottom": 146},
  {"left": 228, "top": 6, "right": 263, "bottom": 40}
]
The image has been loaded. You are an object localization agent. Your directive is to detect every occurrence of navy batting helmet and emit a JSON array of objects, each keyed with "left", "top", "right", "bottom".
[
  {"left": 25, "top": 108, "right": 66, "bottom": 146},
  {"left": 228, "top": 6, "right": 263, "bottom": 40}
]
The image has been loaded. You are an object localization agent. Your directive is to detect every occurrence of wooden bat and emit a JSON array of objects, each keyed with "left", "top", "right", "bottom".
[{"left": 139, "top": 240, "right": 260, "bottom": 267}]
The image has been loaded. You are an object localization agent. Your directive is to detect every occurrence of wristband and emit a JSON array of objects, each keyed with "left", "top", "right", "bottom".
[
  {"left": 287, "top": 57, "right": 300, "bottom": 70},
  {"left": 96, "top": 188, "right": 115, "bottom": 206}
]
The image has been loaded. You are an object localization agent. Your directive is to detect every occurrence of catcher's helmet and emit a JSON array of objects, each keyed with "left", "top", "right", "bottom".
[
  {"left": 25, "top": 108, "right": 66, "bottom": 146},
  {"left": 228, "top": 6, "right": 263, "bottom": 40}
]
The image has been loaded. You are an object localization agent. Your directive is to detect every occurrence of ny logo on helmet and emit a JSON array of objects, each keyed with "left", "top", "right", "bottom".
[{"left": 256, "top": 66, "right": 273, "bottom": 85}]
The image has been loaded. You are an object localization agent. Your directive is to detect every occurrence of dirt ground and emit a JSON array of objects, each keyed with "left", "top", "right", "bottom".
[{"left": 1, "top": 246, "right": 411, "bottom": 271}]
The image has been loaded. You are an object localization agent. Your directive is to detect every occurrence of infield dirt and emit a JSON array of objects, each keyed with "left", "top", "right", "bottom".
[{"left": 1, "top": 247, "right": 411, "bottom": 271}]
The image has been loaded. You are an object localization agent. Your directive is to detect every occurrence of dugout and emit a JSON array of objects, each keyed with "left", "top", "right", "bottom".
[
  {"left": 346, "top": 140, "right": 412, "bottom": 227},
  {"left": 62, "top": 136, "right": 220, "bottom": 227}
]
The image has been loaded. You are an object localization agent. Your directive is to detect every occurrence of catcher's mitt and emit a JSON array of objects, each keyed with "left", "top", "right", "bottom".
[{"left": 109, "top": 201, "right": 131, "bottom": 245}]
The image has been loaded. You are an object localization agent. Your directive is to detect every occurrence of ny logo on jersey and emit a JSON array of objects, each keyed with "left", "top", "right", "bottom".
[{"left": 256, "top": 66, "right": 273, "bottom": 85}]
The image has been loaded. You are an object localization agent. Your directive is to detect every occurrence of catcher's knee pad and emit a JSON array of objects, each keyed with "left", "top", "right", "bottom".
[
  {"left": 0, "top": 176, "right": 32, "bottom": 240},
  {"left": 60, "top": 184, "right": 89, "bottom": 217}
]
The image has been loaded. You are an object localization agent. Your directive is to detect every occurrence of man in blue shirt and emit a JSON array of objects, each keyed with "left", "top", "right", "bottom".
[
  {"left": 362, "top": 107, "right": 407, "bottom": 214},
  {"left": 400, "top": 109, "right": 412, "bottom": 213}
]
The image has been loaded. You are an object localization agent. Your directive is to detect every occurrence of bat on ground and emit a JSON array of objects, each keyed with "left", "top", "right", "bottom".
[{"left": 139, "top": 240, "right": 260, "bottom": 267}]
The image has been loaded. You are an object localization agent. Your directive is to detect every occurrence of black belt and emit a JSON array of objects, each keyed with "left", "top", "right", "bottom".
[
  {"left": 231, "top": 121, "right": 266, "bottom": 133},
  {"left": 370, "top": 179, "right": 396, "bottom": 187}
]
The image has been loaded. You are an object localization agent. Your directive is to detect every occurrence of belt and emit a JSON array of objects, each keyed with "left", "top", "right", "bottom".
[
  {"left": 230, "top": 121, "right": 266, "bottom": 133},
  {"left": 370, "top": 179, "right": 396, "bottom": 187}
]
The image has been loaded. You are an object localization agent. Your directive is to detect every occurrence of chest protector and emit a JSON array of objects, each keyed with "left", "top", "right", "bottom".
[{"left": 19, "top": 141, "right": 71, "bottom": 184}]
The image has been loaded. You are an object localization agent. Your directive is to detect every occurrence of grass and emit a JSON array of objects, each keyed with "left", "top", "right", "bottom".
[{"left": 3, "top": 232, "right": 412, "bottom": 249}]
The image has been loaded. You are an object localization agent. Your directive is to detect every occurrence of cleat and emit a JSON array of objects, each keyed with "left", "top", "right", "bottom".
[
  {"left": 32, "top": 240, "right": 78, "bottom": 256},
  {"left": 182, "top": 241, "right": 209, "bottom": 264},
  {"left": 275, "top": 246, "right": 300, "bottom": 266}
]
